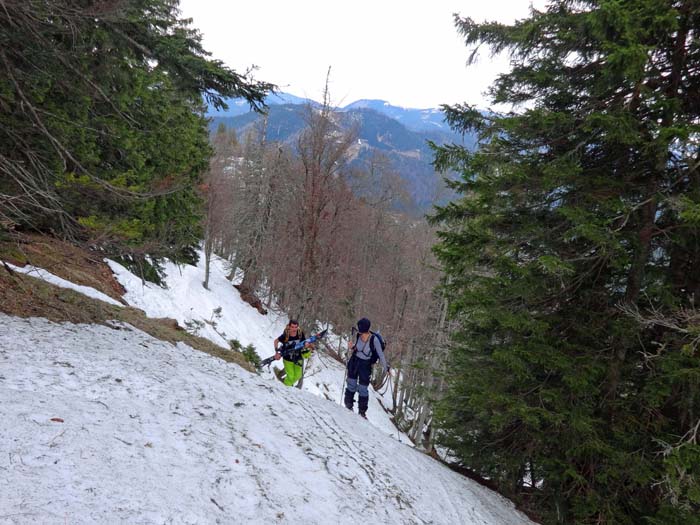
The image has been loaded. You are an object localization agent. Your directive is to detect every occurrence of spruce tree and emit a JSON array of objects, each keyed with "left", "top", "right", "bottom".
[
  {"left": 431, "top": 2, "right": 700, "bottom": 523},
  {"left": 0, "top": 1, "right": 272, "bottom": 268}
]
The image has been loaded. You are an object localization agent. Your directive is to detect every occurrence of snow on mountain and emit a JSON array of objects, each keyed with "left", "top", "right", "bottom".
[
  {"left": 206, "top": 92, "right": 317, "bottom": 117},
  {"left": 0, "top": 314, "right": 533, "bottom": 525},
  {"left": 106, "top": 256, "right": 286, "bottom": 355},
  {"left": 106, "top": 253, "right": 410, "bottom": 442},
  {"left": 4, "top": 262, "right": 124, "bottom": 307},
  {"left": 341, "top": 98, "right": 449, "bottom": 133},
  {"left": 3, "top": 252, "right": 403, "bottom": 441},
  {"left": 208, "top": 92, "right": 453, "bottom": 135},
  {"left": 0, "top": 253, "right": 535, "bottom": 524}
]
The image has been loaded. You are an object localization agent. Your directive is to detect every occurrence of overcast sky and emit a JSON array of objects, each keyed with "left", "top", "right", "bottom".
[{"left": 179, "top": 1, "right": 546, "bottom": 109}]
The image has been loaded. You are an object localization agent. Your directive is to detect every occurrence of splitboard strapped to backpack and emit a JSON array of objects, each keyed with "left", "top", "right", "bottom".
[{"left": 258, "top": 329, "right": 328, "bottom": 369}]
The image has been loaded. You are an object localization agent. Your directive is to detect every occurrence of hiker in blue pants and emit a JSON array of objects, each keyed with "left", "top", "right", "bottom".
[{"left": 344, "top": 317, "right": 389, "bottom": 418}]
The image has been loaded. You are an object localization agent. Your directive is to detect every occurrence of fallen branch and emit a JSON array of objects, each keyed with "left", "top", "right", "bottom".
[{"left": 43, "top": 429, "right": 67, "bottom": 446}]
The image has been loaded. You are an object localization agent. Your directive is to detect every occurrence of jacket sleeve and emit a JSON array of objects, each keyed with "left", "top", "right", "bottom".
[{"left": 373, "top": 336, "right": 389, "bottom": 371}]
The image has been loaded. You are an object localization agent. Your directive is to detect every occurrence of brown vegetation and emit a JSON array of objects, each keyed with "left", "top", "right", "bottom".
[
  {"left": 200, "top": 92, "right": 449, "bottom": 450},
  {"left": 1, "top": 231, "right": 126, "bottom": 302},
  {"left": 234, "top": 283, "right": 268, "bottom": 315},
  {"left": 0, "top": 233, "right": 253, "bottom": 372}
]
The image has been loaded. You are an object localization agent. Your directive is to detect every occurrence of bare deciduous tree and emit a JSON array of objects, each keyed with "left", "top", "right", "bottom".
[
  {"left": 290, "top": 84, "right": 357, "bottom": 326},
  {"left": 202, "top": 125, "right": 237, "bottom": 289}
]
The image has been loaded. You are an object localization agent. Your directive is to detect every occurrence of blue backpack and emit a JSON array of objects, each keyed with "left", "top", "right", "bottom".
[{"left": 355, "top": 331, "right": 387, "bottom": 364}]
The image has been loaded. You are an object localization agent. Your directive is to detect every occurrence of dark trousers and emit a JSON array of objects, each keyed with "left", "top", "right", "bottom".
[{"left": 344, "top": 355, "right": 371, "bottom": 413}]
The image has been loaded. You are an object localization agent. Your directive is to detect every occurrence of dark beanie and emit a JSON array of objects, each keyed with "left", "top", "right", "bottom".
[{"left": 357, "top": 317, "right": 371, "bottom": 333}]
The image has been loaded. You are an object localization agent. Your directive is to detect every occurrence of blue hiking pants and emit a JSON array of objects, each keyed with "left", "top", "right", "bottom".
[{"left": 344, "top": 355, "right": 372, "bottom": 413}]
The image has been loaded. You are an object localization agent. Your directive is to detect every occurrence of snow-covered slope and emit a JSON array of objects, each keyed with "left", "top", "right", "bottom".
[
  {"left": 107, "top": 254, "right": 407, "bottom": 441},
  {"left": 5, "top": 262, "right": 124, "bottom": 307},
  {"left": 107, "top": 256, "right": 287, "bottom": 354},
  {"left": 0, "top": 314, "right": 533, "bottom": 525}
]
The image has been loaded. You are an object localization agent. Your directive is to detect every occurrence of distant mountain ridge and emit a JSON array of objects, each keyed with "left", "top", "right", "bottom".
[
  {"left": 208, "top": 93, "right": 475, "bottom": 214},
  {"left": 202, "top": 91, "right": 312, "bottom": 111},
  {"left": 207, "top": 92, "right": 452, "bottom": 134},
  {"left": 342, "top": 98, "right": 451, "bottom": 133},
  {"left": 206, "top": 91, "right": 318, "bottom": 119}
]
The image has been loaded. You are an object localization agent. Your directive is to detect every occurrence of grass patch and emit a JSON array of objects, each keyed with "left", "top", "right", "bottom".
[
  {"left": 0, "top": 264, "right": 253, "bottom": 372},
  {"left": 0, "top": 232, "right": 126, "bottom": 303}
]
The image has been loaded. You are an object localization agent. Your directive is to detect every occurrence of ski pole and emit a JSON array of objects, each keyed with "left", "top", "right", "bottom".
[
  {"left": 296, "top": 357, "right": 304, "bottom": 389},
  {"left": 388, "top": 371, "right": 396, "bottom": 412},
  {"left": 385, "top": 368, "right": 400, "bottom": 441},
  {"left": 340, "top": 366, "right": 348, "bottom": 405},
  {"left": 340, "top": 326, "right": 355, "bottom": 404}
]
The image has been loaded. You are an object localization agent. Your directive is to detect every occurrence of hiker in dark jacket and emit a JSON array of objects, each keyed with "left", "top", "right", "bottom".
[
  {"left": 344, "top": 317, "right": 389, "bottom": 418},
  {"left": 273, "top": 319, "right": 312, "bottom": 387}
]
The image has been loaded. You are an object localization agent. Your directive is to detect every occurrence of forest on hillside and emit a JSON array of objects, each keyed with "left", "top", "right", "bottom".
[
  {"left": 200, "top": 99, "right": 446, "bottom": 453},
  {"left": 2, "top": 2, "right": 700, "bottom": 524},
  {"left": 0, "top": 0, "right": 447, "bottom": 484},
  {"left": 430, "top": 2, "right": 700, "bottom": 524}
]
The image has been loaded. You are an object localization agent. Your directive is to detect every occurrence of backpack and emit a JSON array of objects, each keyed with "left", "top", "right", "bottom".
[{"left": 355, "top": 331, "right": 386, "bottom": 365}]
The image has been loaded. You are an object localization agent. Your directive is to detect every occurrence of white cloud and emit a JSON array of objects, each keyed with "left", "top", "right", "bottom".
[{"left": 179, "top": 0, "right": 547, "bottom": 108}]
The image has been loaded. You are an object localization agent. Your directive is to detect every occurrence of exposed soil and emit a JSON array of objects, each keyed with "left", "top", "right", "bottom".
[
  {"left": 0, "top": 232, "right": 252, "bottom": 372},
  {"left": 234, "top": 283, "right": 268, "bottom": 315},
  {"left": 0, "top": 231, "right": 126, "bottom": 303}
]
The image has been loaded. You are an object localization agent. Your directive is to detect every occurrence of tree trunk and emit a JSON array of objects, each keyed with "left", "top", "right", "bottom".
[{"left": 202, "top": 234, "right": 212, "bottom": 290}]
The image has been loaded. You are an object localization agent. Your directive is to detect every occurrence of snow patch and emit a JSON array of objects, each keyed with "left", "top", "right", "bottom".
[
  {"left": 107, "top": 253, "right": 408, "bottom": 442},
  {"left": 106, "top": 256, "right": 286, "bottom": 354},
  {"left": 0, "top": 314, "right": 534, "bottom": 525},
  {"left": 2, "top": 262, "right": 123, "bottom": 307}
]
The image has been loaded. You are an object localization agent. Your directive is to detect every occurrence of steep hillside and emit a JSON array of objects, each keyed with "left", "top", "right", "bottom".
[
  {"left": 0, "top": 235, "right": 536, "bottom": 524},
  {"left": 0, "top": 313, "right": 534, "bottom": 525}
]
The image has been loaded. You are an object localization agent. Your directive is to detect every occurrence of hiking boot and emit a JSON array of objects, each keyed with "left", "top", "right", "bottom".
[
  {"left": 359, "top": 411, "right": 367, "bottom": 419},
  {"left": 273, "top": 367, "right": 286, "bottom": 383},
  {"left": 344, "top": 389, "right": 355, "bottom": 411},
  {"left": 358, "top": 395, "right": 369, "bottom": 415}
]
